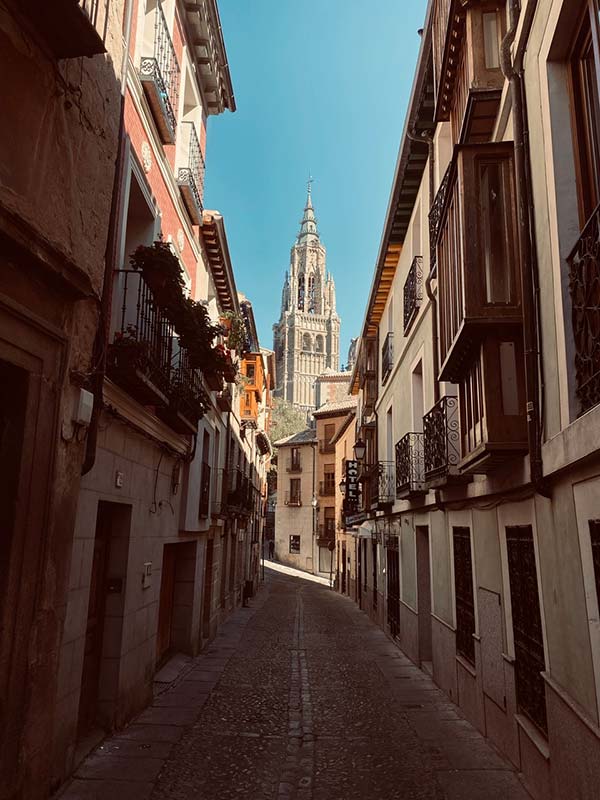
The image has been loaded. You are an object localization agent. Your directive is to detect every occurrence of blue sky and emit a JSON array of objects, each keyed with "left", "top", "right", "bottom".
[{"left": 204, "top": 0, "right": 429, "bottom": 362}]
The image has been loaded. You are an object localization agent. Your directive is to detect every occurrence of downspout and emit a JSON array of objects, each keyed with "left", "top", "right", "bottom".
[
  {"left": 500, "top": 0, "right": 550, "bottom": 497},
  {"left": 82, "top": 0, "right": 134, "bottom": 475}
]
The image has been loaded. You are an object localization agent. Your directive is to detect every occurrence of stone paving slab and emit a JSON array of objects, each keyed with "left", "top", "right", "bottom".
[{"left": 57, "top": 568, "right": 531, "bottom": 800}]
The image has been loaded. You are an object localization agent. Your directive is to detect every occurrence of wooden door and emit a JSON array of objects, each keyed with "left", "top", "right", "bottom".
[
  {"left": 202, "top": 538, "right": 214, "bottom": 639},
  {"left": 357, "top": 540, "right": 362, "bottom": 606},
  {"left": 386, "top": 544, "right": 400, "bottom": 638},
  {"left": 157, "top": 544, "right": 176, "bottom": 662},
  {"left": 341, "top": 544, "right": 347, "bottom": 594},
  {"left": 416, "top": 526, "right": 432, "bottom": 663},
  {"left": 78, "top": 503, "right": 110, "bottom": 735}
]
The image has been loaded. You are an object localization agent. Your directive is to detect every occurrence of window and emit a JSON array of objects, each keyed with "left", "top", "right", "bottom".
[
  {"left": 481, "top": 160, "right": 514, "bottom": 304},
  {"left": 289, "top": 535, "right": 301, "bottom": 554},
  {"left": 324, "top": 465, "right": 335, "bottom": 493},
  {"left": 589, "top": 520, "right": 600, "bottom": 606},
  {"left": 324, "top": 507, "right": 335, "bottom": 537},
  {"left": 325, "top": 423, "right": 335, "bottom": 443},
  {"left": 482, "top": 12, "right": 500, "bottom": 69},
  {"left": 302, "top": 333, "right": 311, "bottom": 352},
  {"left": 453, "top": 526, "right": 475, "bottom": 665},
  {"left": 290, "top": 447, "right": 301, "bottom": 471},
  {"left": 569, "top": 3, "right": 600, "bottom": 228},
  {"left": 506, "top": 525, "right": 547, "bottom": 734},
  {"left": 289, "top": 478, "right": 301, "bottom": 505},
  {"left": 199, "top": 431, "right": 211, "bottom": 518},
  {"left": 246, "top": 363, "right": 255, "bottom": 381},
  {"left": 298, "top": 275, "right": 305, "bottom": 310}
]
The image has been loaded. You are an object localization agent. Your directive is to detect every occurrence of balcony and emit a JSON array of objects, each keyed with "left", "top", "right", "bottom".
[
  {"left": 139, "top": 1, "right": 180, "bottom": 144},
  {"left": 319, "top": 480, "right": 336, "bottom": 497},
  {"left": 362, "top": 373, "right": 378, "bottom": 417},
  {"left": 358, "top": 337, "right": 377, "bottom": 388},
  {"left": 108, "top": 270, "right": 172, "bottom": 406},
  {"left": 403, "top": 256, "right": 423, "bottom": 334},
  {"left": 216, "top": 387, "right": 232, "bottom": 412},
  {"left": 319, "top": 439, "right": 335, "bottom": 454},
  {"left": 395, "top": 433, "right": 425, "bottom": 499},
  {"left": 199, "top": 464, "right": 211, "bottom": 518},
  {"left": 19, "top": 0, "right": 108, "bottom": 59},
  {"left": 381, "top": 332, "right": 394, "bottom": 385},
  {"left": 177, "top": 123, "right": 205, "bottom": 225},
  {"left": 317, "top": 523, "right": 336, "bottom": 547},
  {"left": 156, "top": 346, "right": 208, "bottom": 434},
  {"left": 286, "top": 457, "right": 302, "bottom": 473},
  {"left": 284, "top": 491, "right": 302, "bottom": 507},
  {"left": 361, "top": 462, "right": 395, "bottom": 511},
  {"left": 423, "top": 395, "right": 467, "bottom": 487},
  {"left": 432, "top": 0, "right": 504, "bottom": 142},
  {"left": 568, "top": 203, "right": 600, "bottom": 415},
  {"left": 432, "top": 143, "right": 522, "bottom": 383}
]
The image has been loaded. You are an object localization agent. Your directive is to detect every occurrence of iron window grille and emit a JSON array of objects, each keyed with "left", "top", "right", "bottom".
[
  {"left": 423, "top": 395, "right": 461, "bottom": 481},
  {"left": 567, "top": 202, "right": 600, "bottom": 415},
  {"left": 453, "top": 526, "right": 476, "bottom": 665},
  {"left": 377, "top": 461, "right": 396, "bottom": 505},
  {"left": 403, "top": 256, "right": 424, "bottom": 334},
  {"left": 590, "top": 520, "right": 600, "bottom": 609},
  {"left": 506, "top": 525, "right": 548, "bottom": 734}
]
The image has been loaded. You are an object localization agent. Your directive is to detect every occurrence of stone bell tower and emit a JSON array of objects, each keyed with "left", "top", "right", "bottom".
[{"left": 273, "top": 181, "right": 340, "bottom": 412}]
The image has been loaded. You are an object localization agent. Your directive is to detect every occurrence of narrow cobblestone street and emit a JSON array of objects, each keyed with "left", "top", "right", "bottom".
[{"left": 60, "top": 565, "right": 530, "bottom": 800}]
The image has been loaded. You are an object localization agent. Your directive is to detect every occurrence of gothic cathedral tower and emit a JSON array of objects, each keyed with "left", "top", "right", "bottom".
[{"left": 273, "top": 183, "right": 340, "bottom": 412}]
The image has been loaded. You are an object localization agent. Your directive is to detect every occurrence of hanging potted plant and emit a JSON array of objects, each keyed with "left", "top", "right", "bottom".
[{"left": 129, "top": 240, "right": 185, "bottom": 310}]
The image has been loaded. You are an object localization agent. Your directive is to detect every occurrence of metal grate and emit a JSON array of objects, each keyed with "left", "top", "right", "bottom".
[
  {"left": 506, "top": 525, "right": 547, "bottom": 734},
  {"left": 453, "top": 526, "right": 475, "bottom": 665},
  {"left": 429, "top": 162, "right": 452, "bottom": 267},
  {"left": 178, "top": 122, "right": 205, "bottom": 214},
  {"left": 567, "top": 203, "right": 600, "bottom": 414}
]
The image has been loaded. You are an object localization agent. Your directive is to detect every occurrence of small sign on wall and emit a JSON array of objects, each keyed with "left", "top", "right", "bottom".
[{"left": 142, "top": 562, "right": 152, "bottom": 589}]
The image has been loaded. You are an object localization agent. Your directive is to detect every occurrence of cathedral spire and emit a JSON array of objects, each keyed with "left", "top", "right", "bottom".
[{"left": 297, "top": 179, "right": 319, "bottom": 244}]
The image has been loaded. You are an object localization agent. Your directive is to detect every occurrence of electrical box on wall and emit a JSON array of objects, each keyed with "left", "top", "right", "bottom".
[{"left": 142, "top": 562, "right": 152, "bottom": 589}]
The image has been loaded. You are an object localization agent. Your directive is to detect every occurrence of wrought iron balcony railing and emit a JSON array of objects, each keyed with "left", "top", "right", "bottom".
[
  {"left": 139, "top": 0, "right": 180, "bottom": 143},
  {"left": 381, "top": 332, "right": 394, "bottom": 384},
  {"left": 376, "top": 461, "right": 396, "bottom": 505},
  {"left": 423, "top": 395, "right": 461, "bottom": 484},
  {"left": 284, "top": 491, "right": 302, "bottom": 507},
  {"left": 157, "top": 345, "right": 208, "bottom": 433},
  {"left": 568, "top": 202, "right": 600, "bottom": 415},
  {"left": 318, "top": 523, "right": 336, "bottom": 544},
  {"left": 403, "top": 256, "right": 423, "bottom": 334},
  {"left": 286, "top": 457, "right": 302, "bottom": 473},
  {"left": 429, "top": 162, "right": 452, "bottom": 268},
  {"left": 319, "top": 439, "right": 335, "bottom": 454},
  {"left": 395, "top": 433, "right": 425, "bottom": 497},
  {"left": 177, "top": 122, "right": 205, "bottom": 225},
  {"left": 108, "top": 270, "right": 172, "bottom": 405}
]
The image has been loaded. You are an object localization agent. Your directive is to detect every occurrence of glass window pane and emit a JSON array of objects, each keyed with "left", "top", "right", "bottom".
[
  {"left": 480, "top": 161, "right": 512, "bottom": 305},
  {"left": 483, "top": 12, "right": 500, "bottom": 69}
]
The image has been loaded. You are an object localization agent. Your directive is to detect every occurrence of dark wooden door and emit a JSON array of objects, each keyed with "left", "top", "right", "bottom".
[
  {"left": 78, "top": 503, "right": 110, "bottom": 734},
  {"left": 386, "top": 544, "right": 400, "bottom": 638},
  {"left": 157, "top": 544, "right": 176, "bottom": 662},
  {"left": 341, "top": 544, "right": 347, "bottom": 594},
  {"left": 202, "top": 538, "right": 214, "bottom": 639},
  {"left": 357, "top": 540, "right": 362, "bottom": 606},
  {"left": 416, "top": 526, "right": 432, "bottom": 663}
]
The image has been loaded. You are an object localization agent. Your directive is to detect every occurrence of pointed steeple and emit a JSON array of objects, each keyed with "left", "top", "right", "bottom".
[{"left": 297, "top": 178, "right": 320, "bottom": 245}]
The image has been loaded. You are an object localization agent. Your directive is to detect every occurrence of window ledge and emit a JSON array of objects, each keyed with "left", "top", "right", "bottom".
[
  {"left": 515, "top": 713, "right": 550, "bottom": 760},
  {"left": 456, "top": 653, "right": 477, "bottom": 678}
]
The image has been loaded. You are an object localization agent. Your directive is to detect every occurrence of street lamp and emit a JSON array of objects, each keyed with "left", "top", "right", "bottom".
[
  {"left": 353, "top": 438, "right": 366, "bottom": 461},
  {"left": 339, "top": 477, "right": 346, "bottom": 496}
]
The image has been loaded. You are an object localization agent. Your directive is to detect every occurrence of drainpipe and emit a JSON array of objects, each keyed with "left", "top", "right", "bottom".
[
  {"left": 500, "top": 0, "right": 550, "bottom": 497},
  {"left": 82, "top": 0, "right": 134, "bottom": 475}
]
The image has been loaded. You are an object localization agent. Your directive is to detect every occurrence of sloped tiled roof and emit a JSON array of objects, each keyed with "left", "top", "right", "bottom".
[
  {"left": 313, "top": 397, "right": 358, "bottom": 418},
  {"left": 273, "top": 428, "right": 317, "bottom": 448}
]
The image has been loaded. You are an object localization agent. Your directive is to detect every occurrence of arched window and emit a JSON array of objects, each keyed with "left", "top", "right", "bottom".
[
  {"left": 303, "top": 333, "right": 312, "bottom": 352},
  {"left": 308, "top": 274, "right": 316, "bottom": 314},
  {"left": 315, "top": 335, "right": 324, "bottom": 353},
  {"left": 297, "top": 274, "right": 305, "bottom": 310}
]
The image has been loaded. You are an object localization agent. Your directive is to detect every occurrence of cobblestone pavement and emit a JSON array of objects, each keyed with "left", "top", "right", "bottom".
[{"left": 60, "top": 566, "right": 531, "bottom": 800}]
